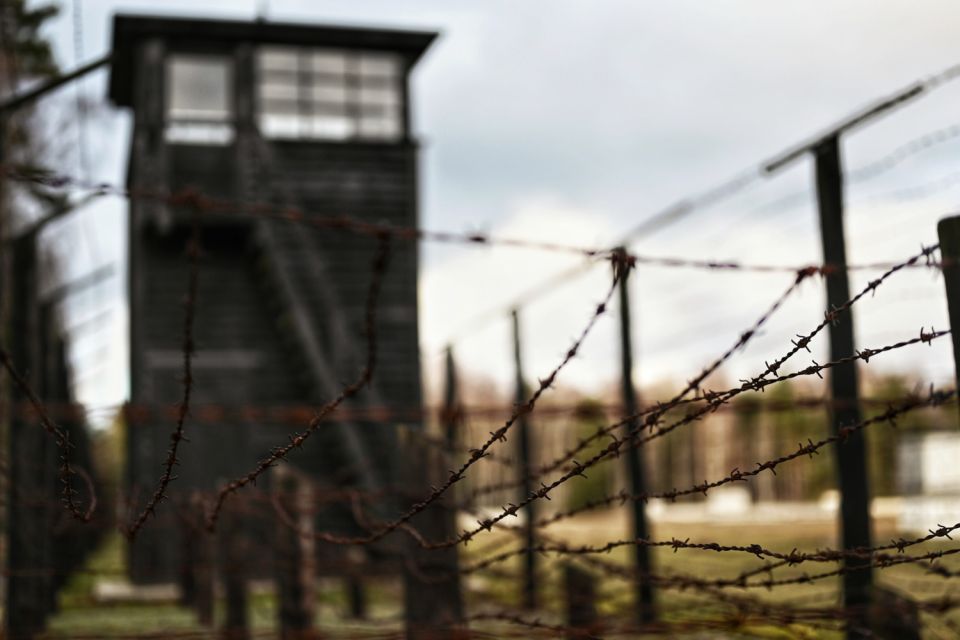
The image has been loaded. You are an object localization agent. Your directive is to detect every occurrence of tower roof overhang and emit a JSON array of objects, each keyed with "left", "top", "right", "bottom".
[{"left": 108, "top": 13, "right": 438, "bottom": 108}]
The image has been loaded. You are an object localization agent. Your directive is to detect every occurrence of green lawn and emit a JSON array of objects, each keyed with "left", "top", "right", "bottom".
[{"left": 40, "top": 511, "right": 960, "bottom": 638}]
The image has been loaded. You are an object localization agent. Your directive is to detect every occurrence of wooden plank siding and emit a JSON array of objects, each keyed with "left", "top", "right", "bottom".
[{"left": 124, "top": 29, "right": 426, "bottom": 582}]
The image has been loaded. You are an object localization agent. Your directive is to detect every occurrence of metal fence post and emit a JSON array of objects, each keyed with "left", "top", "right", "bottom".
[
  {"left": 510, "top": 309, "right": 538, "bottom": 610},
  {"left": 813, "top": 136, "right": 873, "bottom": 638},
  {"left": 614, "top": 251, "right": 656, "bottom": 625}
]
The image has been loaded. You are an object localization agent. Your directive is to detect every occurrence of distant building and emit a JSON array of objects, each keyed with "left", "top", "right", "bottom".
[
  {"left": 897, "top": 431, "right": 960, "bottom": 533},
  {"left": 898, "top": 431, "right": 960, "bottom": 495},
  {"left": 108, "top": 13, "right": 436, "bottom": 583}
]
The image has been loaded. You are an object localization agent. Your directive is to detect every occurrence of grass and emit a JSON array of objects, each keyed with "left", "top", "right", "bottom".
[
  {"left": 43, "top": 532, "right": 405, "bottom": 638},
  {"left": 40, "top": 510, "right": 960, "bottom": 638}
]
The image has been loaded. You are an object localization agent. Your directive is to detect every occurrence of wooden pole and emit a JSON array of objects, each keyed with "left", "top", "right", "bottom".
[
  {"left": 0, "top": 112, "right": 9, "bottom": 638},
  {"left": 813, "top": 137, "right": 873, "bottom": 638},
  {"left": 614, "top": 253, "right": 655, "bottom": 625},
  {"left": 937, "top": 215, "right": 960, "bottom": 413},
  {"left": 193, "top": 508, "right": 215, "bottom": 628},
  {"left": 177, "top": 501, "right": 197, "bottom": 608},
  {"left": 563, "top": 563, "right": 599, "bottom": 640},
  {"left": 274, "top": 472, "right": 316, "bottom": 640},
  {"left": 400, "top": 429, "right": 465, "bottom": 639},
  {"left": 220, "top": 505, "right": 249, "bottom": 640},
  {"left": 443, "top": 345, "right": 459, "bottom": 451},
  {"left": 6, "top": 235, "right": 49, "bottom": 640},
  {"left": 346, "top": 577, "right": 367, "bottom": 620},
  {"left": 510, "top": 309, "right": 537, "bottom": 610}
]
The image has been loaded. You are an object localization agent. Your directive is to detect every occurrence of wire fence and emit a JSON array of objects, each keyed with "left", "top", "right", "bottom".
[{"left": 3, "top": 54, "right": 960, "bottom": 640}]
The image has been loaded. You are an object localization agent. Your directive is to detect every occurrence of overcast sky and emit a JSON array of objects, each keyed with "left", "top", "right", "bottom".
[{"left": 26, "top": 0, "right": 960, "bottom": 418}]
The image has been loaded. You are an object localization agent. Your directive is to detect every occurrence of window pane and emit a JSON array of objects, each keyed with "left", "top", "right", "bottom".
[
  {"left": 358, "top": 53, "right": 399, "bottom": 79},
  {"left": 166, "top": 122, "right": 234, "bottom": 145},
  {"left": 260, "top": 81, "right": 298, "bottom": 101},
  {"left": 359, "top": 84, "right": 399, "bottom": 108},
  {"left": 167, "top": 55, "right": 232, "bottom": 121},
  {"left": 259, "top": 114, "right": 303, "bottom": 139},
  {"left": 312, "top": 50, "right": 347, "bottom": 74},
  {"left": 310, "top": 83, "right": 348, "bottom": 105},
  {"left": 358, "top": 113, "right": 401, "bottom": 140},
  {"left": 259, "top": 47, "right": 299, "bottom": 72},
  {"left": 256, "top": 46, "right": 404, "bottom": 141},
  {"left": 312, "top": 114, "right": 354, "bottom": 139},
  {"left": 260, "top": 97, "right": 300, "bottom": 115}
]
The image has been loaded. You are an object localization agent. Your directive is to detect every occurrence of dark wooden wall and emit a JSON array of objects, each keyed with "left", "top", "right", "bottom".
[
  {"left": 126, "top": 35, "right": 423, "bottom": 583},
  {"left": 5, "top": 236, "right": 104, "bottom": 637}
]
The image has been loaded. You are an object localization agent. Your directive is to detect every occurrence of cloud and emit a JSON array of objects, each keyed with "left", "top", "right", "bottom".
[
  {"left": 420, "top": 197, "right": 619, "bottom": 396},
  {"left": 36, "top": 0, "right": 960, "bottom": 415}
]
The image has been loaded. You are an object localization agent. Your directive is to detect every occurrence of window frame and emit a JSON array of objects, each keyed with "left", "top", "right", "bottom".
[
  {"left": 255, "top": 45, "right": 405, "bottom": 143},
  {"left": 164, "top": 53, "right": 235, "bottom": 146}
]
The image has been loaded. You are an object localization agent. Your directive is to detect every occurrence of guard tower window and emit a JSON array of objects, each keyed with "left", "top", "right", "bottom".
[
  {"left": 256, "top": 47, "right": 402, "bottom": 142},
  {"left": 165, "top": 55, "right": 234, "bottom": 145}
]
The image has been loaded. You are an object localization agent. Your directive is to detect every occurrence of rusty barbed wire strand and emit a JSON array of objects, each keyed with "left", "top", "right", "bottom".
[
  {"left": 459, "top": 248, "right": 941, "bottom": 506},
  {"left": 1, "top": 330, "right": 951, "bottom": 548},
  {"left": 456, "top": 376, "right": 951, "bottom": 552},
  {"left": 754, "top": 122, "right": 960, "bottom": 214},
  {"left": 0, "top": 347, "right": 92, "bottom": 521},
  {"left": 0, "top": 164, "right": 612, "bottom": 258},
  {"left": 10, "top": 66, "right": 960, "bottom": 628},
  {"left": 849, "top": 122, "right": 960, "bottom": 183},
  {"left": 444, "top": 332, "right": 953, "bottom": 548},
  {"left": 443, "top": 60, "right": 960, "bottom": 344},
  {"left": 462, "top": 267, "right": 816, "bottom": 503},
  {"left": 2, "top": 391, "right": 938, "bottom": 431},
  {"left": 720, "top": 545, "right": 960, "bottom": 591},
  {"left": 570, "top": 551, "right": 960, "bottom": 623},
  {"left": 462, "top": 509, "right": 960, "bottom": 578},
  {"left": 16, "top": 385, "right": 944, "bottom": 435},
  {"left": 264, "top": 331, "right": 949, "bottom": 557},
  {"left": 0, "top": 630, "right": 407, "bottom": 640},
  {"left": 264, "top": 260, "right": 624, "bottom": 545},
  {"left": 264, "top": 328, "right": 952, "bottom": 551},
  {"left": 125, "top": 206, "right": 202, "bottom": 539},
  {"left": 520, "top": 338, "right": 952, "bottom": 531},
  {"left": 467, "top": 568, "right": 952, "bottom": 635},
  {"left": 465, "top": 608, "right": 848, "bottom": 637},
  {"left": 205, "top": 233, "right": 392, "bottom": 530},
  {"left": 495, "top": 244, "right": 942, "bottom": 499},
  {"left": 0, "top": 163, "right": 950, "bottom": 276}
]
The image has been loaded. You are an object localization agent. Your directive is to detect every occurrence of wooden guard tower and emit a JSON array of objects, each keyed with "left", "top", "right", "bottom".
[{"left": 108, "top": 14, "right": 437, "bottom": 585}]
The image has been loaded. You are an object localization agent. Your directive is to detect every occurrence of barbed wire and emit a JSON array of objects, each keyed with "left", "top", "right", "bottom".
[
  {"left": 0, "top": 164, "right": 951, "bottom": 276},
  {"left": 450, "top": 372, "right": 952, "bottom": 549},
  {"left": 0, "top": 346, "right": 91, "bottom": 521},
  {"left": 462, "top": 507, "right": 960, "bottom": 579},
  {"left": 853, "top": 123, "right": 960, "bottom": 184},
  {"left": 458, "top": 246, "right": 941, "bottom": 506},
  {"left": 461, "top": 267, "right": 817, "bottom": 502},
  {"left": 260, "top": 334, "right": 953, "bottom": 555},
  {"left": 204, "top": 233, "right": 392, "bottom": 529},
  {"left": 4, "top": 57, "right": 960, "bottom": 638},
  {"left": 516, "top": 245, "right": 941, "bottom": 492},
  {"left": 2, "top": 389, "right": 945, "bottom": 432},
  {"left": 125, "top": 208, "right": 201, "bottom": 538},
  {"left": 257, "top": 259, "right": 624, "bottom": 545}
]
